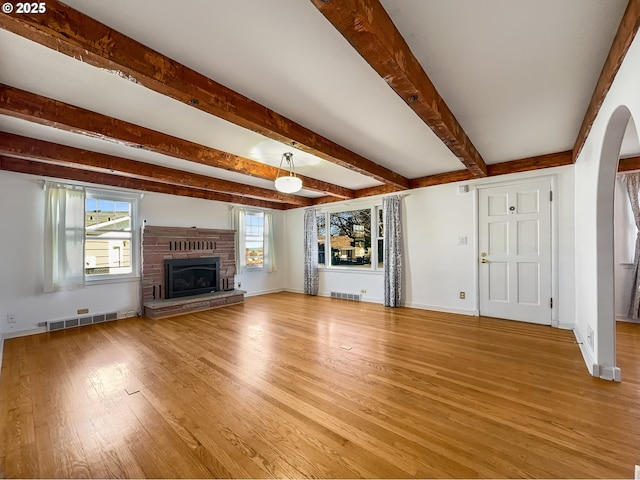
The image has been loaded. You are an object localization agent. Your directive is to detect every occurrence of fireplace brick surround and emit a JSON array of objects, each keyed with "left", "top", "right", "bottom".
[{"left": 141, "top": 225, "right": 244, "bottom": 319}]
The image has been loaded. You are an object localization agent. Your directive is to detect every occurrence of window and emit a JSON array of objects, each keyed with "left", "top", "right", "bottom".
[
  {"left": 85, "top": 192, "right": 137, "bottom": 279},
  {"left": 317, "top": 205, "right": 383, "bottom": 270},
  {"left": 245, "top": 211, "right": 264, "bottom": 268}
]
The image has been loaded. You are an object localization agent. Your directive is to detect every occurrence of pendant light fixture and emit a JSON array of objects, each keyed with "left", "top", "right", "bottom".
[{"left": 274, "top": 152, "right": 303, "bottom": 193}]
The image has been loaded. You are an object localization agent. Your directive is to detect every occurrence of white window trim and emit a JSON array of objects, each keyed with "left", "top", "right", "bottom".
[
  {"left": 244, "top": 209, "right": 265, "bottom": 271},
  {"left": 85, "top": 189, "right": 140, "bottom": 283},
  {"left": 317, "top": 203, "right": 383, "bottom": 273}
]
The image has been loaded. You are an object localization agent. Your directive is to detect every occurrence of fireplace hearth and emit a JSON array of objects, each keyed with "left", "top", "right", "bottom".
[{"left": 165, "top": 257, "right": 220, "bottom": 299}]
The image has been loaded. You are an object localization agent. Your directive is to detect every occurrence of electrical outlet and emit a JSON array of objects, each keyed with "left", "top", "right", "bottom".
[
  {"left": 587, "top": 325, "right": 595, "bottom": 350},
  {"left": 7, "top": 314, "right": 16, "bottom": 324},
  {"left": 459, "top": 291, "right": 465, "bottom": 299}
]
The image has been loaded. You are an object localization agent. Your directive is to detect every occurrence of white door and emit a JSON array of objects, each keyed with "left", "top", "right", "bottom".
[{"left": 478, "top": 179, "right": 552, "bottom": 325}]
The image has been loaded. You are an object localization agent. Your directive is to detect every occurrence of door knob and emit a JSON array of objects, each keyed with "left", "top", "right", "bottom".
[
  {"left": 480, "top": 252, "right": 487, "bottom": 257},
  {"left": 481, "top": 258, "right": 487, "bottom": 263}
]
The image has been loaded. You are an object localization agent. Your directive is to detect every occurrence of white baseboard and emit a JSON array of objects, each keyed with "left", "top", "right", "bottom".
[
  {"left": 244, "top": 288, "right": 286, "bottom": 298},
  {"left": 573, "top": 328, "right": 622, "bottom": 382},
  {"left": 3, "top": 326, "right": 47, "bottom": 340},
  {"left": 284, "top": 289, "right": 478, "bottom": 315},
  {"left": 616, "top": 315, "right": 640, "bottom": 324},
  {"left": 557, "top": 322, "right": 575, "bottom": 330},
  {"left": 600, "top": 365, "right": 622, "bottom": 382},
  {"left": 403, "top": 301, "right": 477, "bottom": 316},
  {"left": 574, "top": 328, "right": 598, "bottom": 377}
]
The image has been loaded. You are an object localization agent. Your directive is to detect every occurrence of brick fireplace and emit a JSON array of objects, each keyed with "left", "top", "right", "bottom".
[{"left": 141, "top": 225, "right": 244, "bottom": 318}]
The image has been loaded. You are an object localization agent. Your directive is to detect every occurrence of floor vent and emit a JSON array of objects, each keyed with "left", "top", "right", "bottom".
[
  {"left": 330, "top": 291, "right": 362, "bottom": 301},
  {"left": 47, "top": 312, "right": 118, "bottom": 332}
]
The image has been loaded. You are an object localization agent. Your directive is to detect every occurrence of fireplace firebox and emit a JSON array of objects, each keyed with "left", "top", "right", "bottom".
[{"left": 164, "top": 257, "right": 220, "bottom": 299}]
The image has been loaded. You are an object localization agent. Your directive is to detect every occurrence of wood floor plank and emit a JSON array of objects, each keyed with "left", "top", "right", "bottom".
[{"left": 2, "top": 292, "right": 640, "bottom": 478}]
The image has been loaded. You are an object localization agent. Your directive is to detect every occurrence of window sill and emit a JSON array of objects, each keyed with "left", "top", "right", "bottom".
[
  {"left": 86, "top": 275, "right": 141, "bottom": 286},
  {"left": 318, "top": 266, "right": 383, "bottom": 275}
]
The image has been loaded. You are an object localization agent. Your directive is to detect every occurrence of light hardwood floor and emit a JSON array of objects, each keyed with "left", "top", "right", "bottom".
[{"left": 1, "top": 292, "right": 640, "bottom": 478}]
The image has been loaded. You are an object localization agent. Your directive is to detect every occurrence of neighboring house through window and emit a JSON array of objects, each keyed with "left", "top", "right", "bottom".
[{"left": 85, "top": 190, "right": 138, "bottom": 280}]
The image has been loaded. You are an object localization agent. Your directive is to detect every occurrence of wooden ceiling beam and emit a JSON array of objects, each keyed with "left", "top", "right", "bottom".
[
  {"left": 487, "top": 151, "right": 573, "bottom": 176},
  {"left": 313, "top": 150, "right": 574, "bottom": 205},
  {"left": 0, "top": 1, "right": 408, "bottom": 189},
  {"left": 0, "top": 133, "right": 313, "bottom": 207},
  {"left": 617, "top": 155, "right": 640, "bottom": 171},
  {"left": 311, "top": 0, "right": 487, "bottom": 178},
  {"left": 573, "top": 0, "right": 640, "bottom": 161},
  {"left": 0, "top": 156, "right": 289, "bottom": 210},
  {"left": 410, "top": 170, "right": 475, "bottom": 190},
  {"left": 0, "top": 84, "right": 353, "bottom": 199}
]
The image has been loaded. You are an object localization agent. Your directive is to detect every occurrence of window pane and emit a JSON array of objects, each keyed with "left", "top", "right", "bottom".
[
  {"left": 85, "top": 198, "right": 131, "bottom": 231},
  {"left": 245, "top": 212, "right": 264, "bottom": 267},
  {"left": 85, "top": 197, "right": 133, "bottom": 276},
  {"left": 317, "top": 214, "right": 326, "bottom": 265},
  {"left": 85, "top": 237, "right": 132, "bottom": 275},
  {"left": 329, "top": 209, "right": 371, "bottom": 268},
  {"left": 378, "top": 238, "right": 384, "bottom": 268}
]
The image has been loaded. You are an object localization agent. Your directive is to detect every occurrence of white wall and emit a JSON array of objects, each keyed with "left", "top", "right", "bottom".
[
  {"left": 573, "top": 29, "right": 640, "bottom": 378},
  {"left": 0, "top": 170, "right": 287, "bottom": 336},
  {"left": 285, "top": 165, "right": 576, "bottom": 325}
]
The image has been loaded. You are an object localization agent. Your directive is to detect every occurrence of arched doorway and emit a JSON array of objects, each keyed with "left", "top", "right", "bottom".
[{"left": 595, "top": 105, "right": 637, "bottom": 380}]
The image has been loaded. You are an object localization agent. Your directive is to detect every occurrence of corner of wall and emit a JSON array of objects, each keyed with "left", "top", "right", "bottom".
[
  {"left": 573, "top": 327, "right": 622, "bottom": 382},
  {"left": 574, "top": 327, "right": 598, "bottom": 377}
]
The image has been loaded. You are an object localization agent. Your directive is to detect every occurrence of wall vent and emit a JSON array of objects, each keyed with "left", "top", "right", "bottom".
[
  {"left": 47, "top": 312, "right": 118, "bottom": 332},
  {"left": 330, "top": 291, "right": 362, "bottom": 301}
]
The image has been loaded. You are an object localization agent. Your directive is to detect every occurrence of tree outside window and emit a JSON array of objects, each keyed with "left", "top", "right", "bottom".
[{"left": 329, "top": 209, "right": 372, "bottom": 268}]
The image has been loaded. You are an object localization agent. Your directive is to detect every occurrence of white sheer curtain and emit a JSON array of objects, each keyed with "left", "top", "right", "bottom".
[
  {"left": 264, "top": 211, "right": 277, "bottom": 273},
  {"left": 44, "top": 182, "right": 86, "bottom": 292},
  {"left": 233, "top": 207, "right": 247, "bottom": 275},
  {"left": 622, "top": 173, "right": 640, "bottom": 319},
  {"left": 383, "top": 195, "right": 403, "bottom": 307},
  {"left": 303, "top": 208, "right": 319, "bottom": 295}
]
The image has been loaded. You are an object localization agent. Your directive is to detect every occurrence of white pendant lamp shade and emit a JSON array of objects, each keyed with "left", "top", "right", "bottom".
[
  {"left": 274, "top": 175, "right": 303, "bottom": 193},
  {"left": 275, "top": 152, "right": 303, "bottom": 193}
]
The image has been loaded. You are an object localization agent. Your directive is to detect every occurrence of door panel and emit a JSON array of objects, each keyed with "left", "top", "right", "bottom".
[
  {"left": 479, "top": 179, "right": 552, "bottom": 324},
  {"left": 517, "top": 220, "right": 539, "bottom": 255},
  {"left": 488, "top": 262, "right": 509, "bottom": 302}
]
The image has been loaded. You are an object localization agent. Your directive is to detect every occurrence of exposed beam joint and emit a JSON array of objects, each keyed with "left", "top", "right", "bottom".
[
  {"left": 0, "top": 1, "right": 408, "bottom": 189},
  {"left": 311, "top": 0, "right": 487, "bottom": 177},
  {"left": 573, "top": 0, "right": 640, "bottom": 161},
  {"left": 0, "top": 84, "right": 352, "bottom": 199}
]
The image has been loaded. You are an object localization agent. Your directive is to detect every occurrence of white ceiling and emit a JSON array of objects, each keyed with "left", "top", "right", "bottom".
[{"left": 0, "top": 0, "right": 630, "bottom": 197}]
